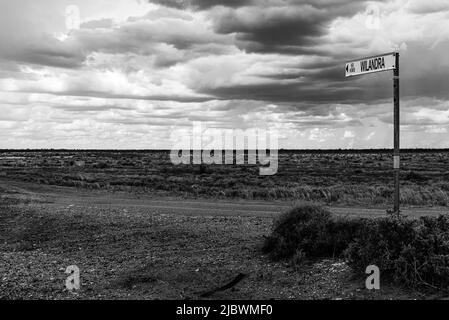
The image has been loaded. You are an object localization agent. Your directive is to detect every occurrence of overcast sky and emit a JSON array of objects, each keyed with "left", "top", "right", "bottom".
[{"left": 1, "top": 0, "right": 449, "bottom": 149}]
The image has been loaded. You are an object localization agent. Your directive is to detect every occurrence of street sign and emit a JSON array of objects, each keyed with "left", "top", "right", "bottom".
[
  {"left": 345, "top": 52, "right": 396, "bottom": 77},
  {"left": 344, "top": 52, "right": 401, "bottom": 216}
]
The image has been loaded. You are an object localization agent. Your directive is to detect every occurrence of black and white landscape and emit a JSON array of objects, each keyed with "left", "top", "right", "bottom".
[{"left": 1, "top": 0, "right": 449, "bottom": 302}]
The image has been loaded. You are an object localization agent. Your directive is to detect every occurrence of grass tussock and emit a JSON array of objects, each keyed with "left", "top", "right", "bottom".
[{"left": 263, "top": 204, "right": 449, "bottom": 291}]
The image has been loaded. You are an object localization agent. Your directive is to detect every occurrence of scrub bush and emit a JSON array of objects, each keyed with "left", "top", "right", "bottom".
[
  {"left": 262, "top": 204, "right": 364, "bottom": 260},
  {"left": 264, "top": 203, "right": 449, "bottom": 290}
]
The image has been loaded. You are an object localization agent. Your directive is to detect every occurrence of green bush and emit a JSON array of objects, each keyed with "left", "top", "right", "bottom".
[{"left": 264, "top": 204, "right": 449, "bottom": 290}]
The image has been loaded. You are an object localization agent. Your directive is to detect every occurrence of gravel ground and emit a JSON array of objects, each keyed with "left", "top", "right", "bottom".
[{"left": 0, "top": 197, "right": 422, "bottom": 300}]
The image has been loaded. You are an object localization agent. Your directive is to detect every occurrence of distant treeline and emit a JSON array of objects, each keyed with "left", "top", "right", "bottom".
[{"left": 1, "top": 148, "right": 449, "bottom": 154}]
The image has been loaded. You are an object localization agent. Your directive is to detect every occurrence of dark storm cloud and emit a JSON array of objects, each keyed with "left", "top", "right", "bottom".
[
  {"left": 211, "top": 0, "right": 368, "bottom": 54},
  {"left": 199, "top": 67, "right": 394, "bottom": 105},
  {"left": 2, "top": 0, "right": 448, "bottom": 131},
  {"left": 148, "top": 0, "right": 252, "bottom": 10},
  {"left": 200, "top": 82, "right": 349, "bottom": 103},
  {"left": 200, "top": 39, "right": 449, "bottom": 108},
  {"left": 261, "top": 64, "right": 343, "bottom": 81},
  {"left": 20, "top": 44, "right": 85, "bottom": 69},
  {"left": 1, "top": 35, "right": 85, "bottom": 69},
  {"left": 61, "top": 16, "right": 233, "bottom": 67},
  {"left": 0, "top": 3, "right": 231, "bottom": 71},
  {"left": 213, "top": 8, "right": 324, "bottom": 53},
  {"left": 403, "top": 70, "right": 449, "bottom": 101},
  {"left": 398, "top": 42, "right": 449, "bottom": 101},
  {"left": 147, "top": 0, "right": 371, "bottom": 55}
]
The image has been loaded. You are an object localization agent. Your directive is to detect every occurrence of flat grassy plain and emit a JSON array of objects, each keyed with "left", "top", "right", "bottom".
[
  {"left": 1, "top": 150, "right": 448, "bottom": 299},
  {"left": 1, "top": 150, "right": 449, "bottom": 206}
]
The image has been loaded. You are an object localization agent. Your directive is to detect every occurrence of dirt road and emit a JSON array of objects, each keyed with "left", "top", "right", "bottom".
[
  {"left": 0, "top": 177, "right": 435, "bottom": 299},
  {"left": 1, "top": 178, "right": 447, "bottom": 218}
]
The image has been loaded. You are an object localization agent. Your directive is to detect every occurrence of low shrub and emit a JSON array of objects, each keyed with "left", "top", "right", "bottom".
[
  {"left": 262, "top": 204, "right": 364, "bottom": 260},
  {"left": 345, "top": 215, "right": 449, "bottom": 290},
  {"left": 264, "top": 203, "right": 449, "bottom": 290}
]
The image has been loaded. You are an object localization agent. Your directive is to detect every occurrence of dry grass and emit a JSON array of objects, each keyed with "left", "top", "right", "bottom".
[{"left": 1, "top": 150, "right": 449, "bottom": 206}]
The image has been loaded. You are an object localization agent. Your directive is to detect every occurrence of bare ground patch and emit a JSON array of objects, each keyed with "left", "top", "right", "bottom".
[{"left": 0, "top": 201, "right": 424, "bottom": 300}]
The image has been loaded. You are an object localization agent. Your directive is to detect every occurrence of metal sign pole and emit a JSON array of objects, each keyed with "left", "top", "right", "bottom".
[
  {"left": 393, "top": 52, "right": 400, "bottom": 215},
  {"left": 344, "top": 52, "right": 401, "bottom": 215}
]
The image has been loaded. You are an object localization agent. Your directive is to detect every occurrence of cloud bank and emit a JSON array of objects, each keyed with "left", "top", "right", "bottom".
[{"left": 0, "top": 0, "right": 449, "bottom": 148}]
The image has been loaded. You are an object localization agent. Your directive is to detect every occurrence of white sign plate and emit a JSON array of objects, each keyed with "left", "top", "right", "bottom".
[{"left": 345, "top": 52, "right": 396, "bottom": 77}]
